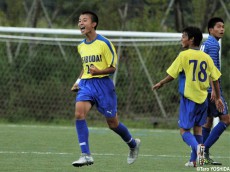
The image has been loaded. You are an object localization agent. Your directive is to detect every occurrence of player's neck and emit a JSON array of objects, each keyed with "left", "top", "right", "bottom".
[
  {"left": 214, "top": 36, "right": 220, "bottom": 41},
  {"left": 189, "top": 45, "right": 199, "bottom": 50},
  {"left": 85, "top": 31, "right": 97, "bottom": 42}
]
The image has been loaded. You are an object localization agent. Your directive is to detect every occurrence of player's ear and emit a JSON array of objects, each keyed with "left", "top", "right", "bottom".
[
  {"left": 92, "top": 22, "right": 97, "bottom": 29},
  {"left": 208, "top": 28, "right": 213, "bottom": 34},
  {"left": 190, "top": 37, "right": 194, "bottom": 42}
]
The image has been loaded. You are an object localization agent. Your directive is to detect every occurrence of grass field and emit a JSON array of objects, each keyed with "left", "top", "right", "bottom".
[{"left": 0, "top": 124, "right": 229, "bottom": 172}]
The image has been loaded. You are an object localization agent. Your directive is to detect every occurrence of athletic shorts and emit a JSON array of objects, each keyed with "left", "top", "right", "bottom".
[
  {"left": 178, "top": 96, "right": 208, "bottom": 130},
  {"left": 76, "top": 77, "right": 117, "bottom": 118},
  {"left": 207, "top": 93, "right": 228, "bottom": 117}
]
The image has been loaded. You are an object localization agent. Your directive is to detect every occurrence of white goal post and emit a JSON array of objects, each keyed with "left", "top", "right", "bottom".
[{"left": 0, "top": 26, "right": 220, "bottom": 126}]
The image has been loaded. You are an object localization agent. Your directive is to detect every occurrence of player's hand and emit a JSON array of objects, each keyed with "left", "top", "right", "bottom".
[
  {"left": 71, "top": 83, "right": 79, "bottom": 92},
  {"left": 210, "top": 90, "right": 216, "bottom": 102},
  {"left": 215, "top": 98, "right": 224, "bottom": 113},
  {"left": 152, "top": 82, "right": 163, "bottom": 90},
  {"left": 89, "top": 65, "right": 100, "bottom": 75}
]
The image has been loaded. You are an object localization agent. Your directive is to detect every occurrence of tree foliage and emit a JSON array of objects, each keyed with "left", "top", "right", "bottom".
[{"left": 0, "top": 0, "right": 229, "bottom": 32}]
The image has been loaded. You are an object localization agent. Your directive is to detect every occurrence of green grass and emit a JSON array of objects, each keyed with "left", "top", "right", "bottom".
[{"left": 0, "top": 124, "right": 229, "bottom": 172}]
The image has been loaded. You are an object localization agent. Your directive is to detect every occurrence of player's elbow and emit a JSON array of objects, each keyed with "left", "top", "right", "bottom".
[{"left": 110, "top": 66, "right": 116, "bottom": 73}]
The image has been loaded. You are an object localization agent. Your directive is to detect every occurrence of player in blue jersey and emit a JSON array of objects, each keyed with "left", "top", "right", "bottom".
[
  {"left": 70, "top": 11, "right": 140, "bottom": 167},
  {"left": 200, "top": 17, "right": 230, "bottom": 165},
  {"left": 152, "top": 26, "right": 224, "bottom": 167}
]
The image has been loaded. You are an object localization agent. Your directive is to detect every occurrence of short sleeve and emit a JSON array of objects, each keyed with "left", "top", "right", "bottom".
[{"left": 166, "top": 54, "right": 183, "bottom": 79}]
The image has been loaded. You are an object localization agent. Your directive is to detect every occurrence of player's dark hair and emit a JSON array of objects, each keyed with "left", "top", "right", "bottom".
[
  {"left": 81, "top": 11, "right": 99, "bottom": 30},
  {"left": 208, "top": 17, "right": 224, "bottom": 33},
  {"left": 182, "top": 26, "right": 203, "bottom": 47}
]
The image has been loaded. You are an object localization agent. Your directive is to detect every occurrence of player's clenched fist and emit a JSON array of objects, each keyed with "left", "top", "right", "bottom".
[
  {"left": 71, "top": 83, "right": 79, "bottom": 92},
  {"left": 89, "top": 65, "right": 100, "bottom": 75}
]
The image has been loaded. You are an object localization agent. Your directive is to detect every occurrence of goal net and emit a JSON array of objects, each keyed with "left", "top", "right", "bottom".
[{"left": 0, "top": 27, "right": 209, "bottom": 127}]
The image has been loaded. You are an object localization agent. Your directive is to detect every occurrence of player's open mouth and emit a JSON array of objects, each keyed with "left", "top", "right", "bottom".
[
  {"left": 219, "top": 33, "right": 224, "bottom": 37},
  {"left": 80, "top": 27, "right": 85, "bottom": 32}
]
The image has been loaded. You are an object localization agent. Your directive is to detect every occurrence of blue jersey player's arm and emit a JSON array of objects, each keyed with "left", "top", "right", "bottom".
[{"left": 212, "top": 80, "right": 224, "bottom": 113}]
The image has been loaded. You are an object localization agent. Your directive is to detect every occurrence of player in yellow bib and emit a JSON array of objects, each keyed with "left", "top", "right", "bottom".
[
  {"left": 78, "top": 33, "right": 117, "bottom": 79},
  {"left": 71, "top": 11, "right": 140, "bottom": 167},
  {"left": 167, "top": 48, "right": 220, "bottom": 104},
  {"left": 152, "top": 26, "right": 224, "bottom": 167}
]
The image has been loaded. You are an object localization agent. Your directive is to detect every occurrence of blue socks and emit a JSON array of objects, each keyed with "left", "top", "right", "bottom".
[
  {"left": 204, "top": 121, "right": 227, "bottom": 151},
  {"left": 182, "top": 132, "right": 198, "bottom": 152},
  {"left": 202, "top": 126, "right": 211, "bottom": 144},
  {"left": 190, "top": 135, "right": 203, "bottom": 161},
  {"left": 189, "top": 121, "right": 227, "bottom": 161},
  {"left": 76, "top": 120, "right": 136, "bottom": 155},
  {"left": 111, "top": 122, "right": 136, "bottom": 148},
  {"left": 76, "top": 120, "right": 90, "bottom": 154}
]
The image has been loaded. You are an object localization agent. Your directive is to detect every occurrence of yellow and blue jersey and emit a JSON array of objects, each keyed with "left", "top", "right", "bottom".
[
  {"left": 167, "top": 49, "right": 221, "bottom": 104},
  {"left": 77, "top": 34, "right": 117, "bottom": 79}
]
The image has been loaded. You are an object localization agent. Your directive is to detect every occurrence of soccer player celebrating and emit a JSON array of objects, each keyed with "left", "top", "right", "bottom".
[
  {"left": 152, "top": 26, "right": 224, "bottom": 167},
  {"left": 200, "top": 17, "right": 230, "bottom": 165},
  {"left": 71, "top": 11, "right": 140, "bottom": 167}
]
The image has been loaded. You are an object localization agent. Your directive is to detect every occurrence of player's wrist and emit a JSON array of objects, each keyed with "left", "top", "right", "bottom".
[{"left": 75, "top": 78, "right": 81, "bottom": 85}]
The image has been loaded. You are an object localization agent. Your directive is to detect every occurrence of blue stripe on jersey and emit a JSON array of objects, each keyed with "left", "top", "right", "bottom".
[
  {"left": 201, "top": 35, "right": 220, "bottom": 70},
  {"left": 178, "top": 70, "right": 186, "bottom": 96},
  {"left": 97, "top": 34, "right": 115, "bottom": 66}
]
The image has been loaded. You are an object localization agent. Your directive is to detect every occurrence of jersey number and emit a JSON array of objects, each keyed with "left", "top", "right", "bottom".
[
  {"left": 189, "top": 60, "right": 207, "bottom": 82},
  {"left": 86, "top": 64, "right": 94, "bottom": 74}
]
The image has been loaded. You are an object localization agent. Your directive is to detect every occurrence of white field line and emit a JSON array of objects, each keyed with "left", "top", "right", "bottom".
[{"left": 0, "top": 151, "right": 229, "bottom": 159}]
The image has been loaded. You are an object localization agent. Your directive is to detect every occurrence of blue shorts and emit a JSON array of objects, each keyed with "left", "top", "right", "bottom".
[
  {"left": 76, "top": 77, "right": 117, "bottom": 118},
  {"left": 207, "top": 93, "right": 228, "bottom": 117},
  {"left": 178, "top": 96, "right": 208, "bottom": 130}
]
